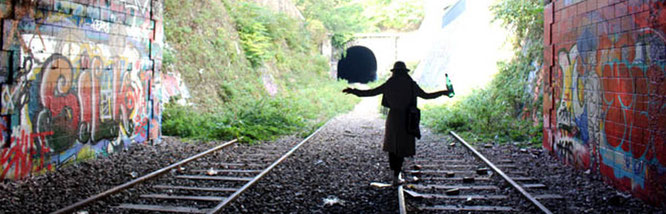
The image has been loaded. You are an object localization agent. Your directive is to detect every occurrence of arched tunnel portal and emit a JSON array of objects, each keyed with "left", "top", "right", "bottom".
[{"left": 336, "top": 46, "right": 377, "bottom": 84}]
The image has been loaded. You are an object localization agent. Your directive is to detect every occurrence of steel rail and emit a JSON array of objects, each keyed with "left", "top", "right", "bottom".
[
  {"left": 449, "top": 131, "right": 552, "bottom": 214},
  {"left": 52, "top": 139, "right": 238, "bottom": 214},
  {"left": 398, "top": 184, "right": 407, "bottom": 214},
  {"left": 207, "top": 120, "right": 331, "bottom": 213}
]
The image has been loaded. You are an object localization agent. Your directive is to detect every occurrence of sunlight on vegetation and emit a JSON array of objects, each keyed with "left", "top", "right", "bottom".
[
  {"left": 296, "top": 0, "right": 424, "bottom": 48},
  {"left": 161, "top": 0, "right": 357, "bottom": 143},
  {"left": 422, "top": 0, "right": 544, "bottom": 146},
  {"left": 162, "top": 0, "right": 544, "bottom": 145},
  {"left": 360, "top": 0, "right": 424, "bottom": 32}
]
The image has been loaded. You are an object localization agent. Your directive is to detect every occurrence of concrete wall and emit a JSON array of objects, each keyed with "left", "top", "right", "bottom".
[
  {"left": 543, "top": 0, "right": 666, "bottom": 205},
  {"left": 0, "top": 0, "right": 164, "bottom": 180},
  {"left": 347, "top": 33, "right": 400, "bottom": 78},
  {"left": 344, "top": 32, "right": 429, "bottom": 79}
]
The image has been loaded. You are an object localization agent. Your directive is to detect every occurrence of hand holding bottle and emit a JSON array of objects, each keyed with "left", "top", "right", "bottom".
[{"left": 445, "top": 74, "right": 455, "bottom": 98}]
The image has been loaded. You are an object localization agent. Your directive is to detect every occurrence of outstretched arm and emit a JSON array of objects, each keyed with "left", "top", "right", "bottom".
[
  {"left": 342, "top": 83, "right": 385, "bottom": 97},
  {"left": 416, "top": 85, "right": 450, "bottom": 99}
]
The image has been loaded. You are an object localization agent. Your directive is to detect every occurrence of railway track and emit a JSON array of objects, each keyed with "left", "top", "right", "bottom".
[
  {"left": 398, "top": 131, "right": 562, "bottom": 213},
  {"left": 52, "top": 121, "right": 330, "bottom": 214}
]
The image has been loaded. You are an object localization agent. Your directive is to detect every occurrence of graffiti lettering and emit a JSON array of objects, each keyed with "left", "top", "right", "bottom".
[
  {"left": 0, "top": 0, "right": 164, "bottom": 180},
  {"left": 546, "top": 0, "right": 666, "bottom": 205},
  {"left": 37, "top": 54, "right": 80, "bottom": 153}
]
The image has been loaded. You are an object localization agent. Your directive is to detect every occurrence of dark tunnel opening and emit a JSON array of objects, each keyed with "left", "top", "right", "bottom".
[{"left": 337, "top": 46, "right": 377, "bottom": 84}]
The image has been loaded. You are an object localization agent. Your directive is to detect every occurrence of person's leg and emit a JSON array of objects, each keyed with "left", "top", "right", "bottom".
[
  {"left": 389, "top": 152, "right": 404, "bottom": 185},
  {"left": 395, "top": 155, "right": 404, "bottom": 175},
  {"left": 388, "top": 152, "right": 400, "bottom": 175}
]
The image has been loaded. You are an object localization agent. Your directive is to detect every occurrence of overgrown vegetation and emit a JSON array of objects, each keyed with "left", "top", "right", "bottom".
[
  {"left": 296, "top": 0, "right": 424, "bottom": 48},
  {"left": 161, "top": 0, "right": 357, "bottom": 143},
  {"left": 360, "top": 0, "right": 424, "bottom": 32},
  {"left": 422, "top": 0, "right": 544, "bottom": 146}
]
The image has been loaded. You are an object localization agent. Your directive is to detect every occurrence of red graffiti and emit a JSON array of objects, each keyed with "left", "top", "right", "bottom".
[
  {"left": 39, "top": 54, "right": 80, "bottom": 152},
  {"left": 598, "top": 27, "right": 666, "bottom": 165},
  {"left": 0, "top": 130, "right": 53, "bottom": 179},
  {"left": 36, "top": 53, "right": 145, "bottom": 149},
  {"left": 40, "top": 55, "right": 80, "bottom": 130},
  {"left": 546, "top": 0, "right": 666, "bottom": 206}
]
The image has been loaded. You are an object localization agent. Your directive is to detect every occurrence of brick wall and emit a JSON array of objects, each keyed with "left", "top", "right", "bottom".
[
  {"left": 0, "top": 0, "right": 164, "bottom": 180},
  {"left": 543, "top": 0, "right": 666, "bottom": 206}
]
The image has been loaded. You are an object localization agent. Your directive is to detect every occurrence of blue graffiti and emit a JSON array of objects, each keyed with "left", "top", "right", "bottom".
[{"left": 575, "top": 108, "right": 589, "bottom": 143}]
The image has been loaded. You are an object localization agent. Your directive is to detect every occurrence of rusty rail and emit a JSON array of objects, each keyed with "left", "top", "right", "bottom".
[
  {"left": 449, "top": 131, "right": 552, "bottom": 214},
  {"left": 206, "top": 120, "right": 330, "bottom": 213},
  {"left": 52, "top": 139, "right": 238, "bottom": 214}
]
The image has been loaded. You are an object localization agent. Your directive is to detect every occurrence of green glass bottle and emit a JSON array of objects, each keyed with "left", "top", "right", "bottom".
[{"left": 445, "top": 74, "right": 454, "bottom": 98}]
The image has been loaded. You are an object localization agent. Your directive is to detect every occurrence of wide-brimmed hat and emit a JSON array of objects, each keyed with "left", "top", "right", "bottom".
[{"left": 390, "top": 61, "right": 410, "bottom": 72}]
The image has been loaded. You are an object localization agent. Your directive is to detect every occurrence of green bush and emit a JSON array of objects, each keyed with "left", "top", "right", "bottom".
[
  {"left": 162, "top": 0, "right": 358, "bottom": 143},
  {"left": 163, "top": 78, "right": 356, "bottom": 143}
]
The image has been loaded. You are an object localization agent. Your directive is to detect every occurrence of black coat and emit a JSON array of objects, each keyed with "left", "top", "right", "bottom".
[{"left": 352, "top": 72, "right": 448, "bottom": 157}]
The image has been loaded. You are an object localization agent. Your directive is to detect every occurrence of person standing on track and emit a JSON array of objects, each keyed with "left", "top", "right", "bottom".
[{"left": 342, "top": 61, "right": 452, "bottom": 185}]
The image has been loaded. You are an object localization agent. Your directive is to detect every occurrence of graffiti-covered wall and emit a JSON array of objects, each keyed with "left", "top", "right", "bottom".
[
  {"left": 0, "top": 0, "right": 164, "bottom": 180},
  {"left": 543, "top": 0, "right": 666, "bottom": 206}
]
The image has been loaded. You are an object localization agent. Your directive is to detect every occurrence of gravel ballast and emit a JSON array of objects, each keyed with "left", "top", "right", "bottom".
[{"left": 1, "top": 97, "right": 663, "bottom": 213}]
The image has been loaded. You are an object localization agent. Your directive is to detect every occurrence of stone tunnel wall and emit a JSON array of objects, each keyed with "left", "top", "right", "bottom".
[
  {"left": 345, "top": 33, "right": 422, "bottom": 79},
  {"left": 543, "top": 0, "right": 666, "bottom": 205},
  {"left": 0, "top": 0, "right": 164, "bottom": 180},
  {"left": 347, "top": 33, "right": 399, "bottom": 78}
]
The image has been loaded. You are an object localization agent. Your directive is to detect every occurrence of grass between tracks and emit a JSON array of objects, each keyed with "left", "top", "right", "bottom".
[{"left": 161, "top": 0, "right": 357, "bottom": 143}]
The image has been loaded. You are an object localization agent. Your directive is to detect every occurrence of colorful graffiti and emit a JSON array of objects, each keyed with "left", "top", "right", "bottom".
[
  {"left": 0, "top": 0, "right": 164, "bottom": 180},
  {"left": 545, "top": 0, "right": 666, "bottom": 206},
  {"left": 554, "top": 42, "right": 602, "bottom": 169},
  {"left": 161, "top": 70, "right": 190, "bottom": 104}
]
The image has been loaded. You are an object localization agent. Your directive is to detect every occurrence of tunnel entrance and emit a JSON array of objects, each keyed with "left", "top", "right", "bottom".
[{"left": 337, "top": 46, "right": 377, "bottom": 84}]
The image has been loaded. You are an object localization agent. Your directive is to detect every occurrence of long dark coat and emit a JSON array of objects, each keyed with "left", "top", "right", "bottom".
[{"left": 353, "top": 72, "right": 446, "bottom": 157}]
